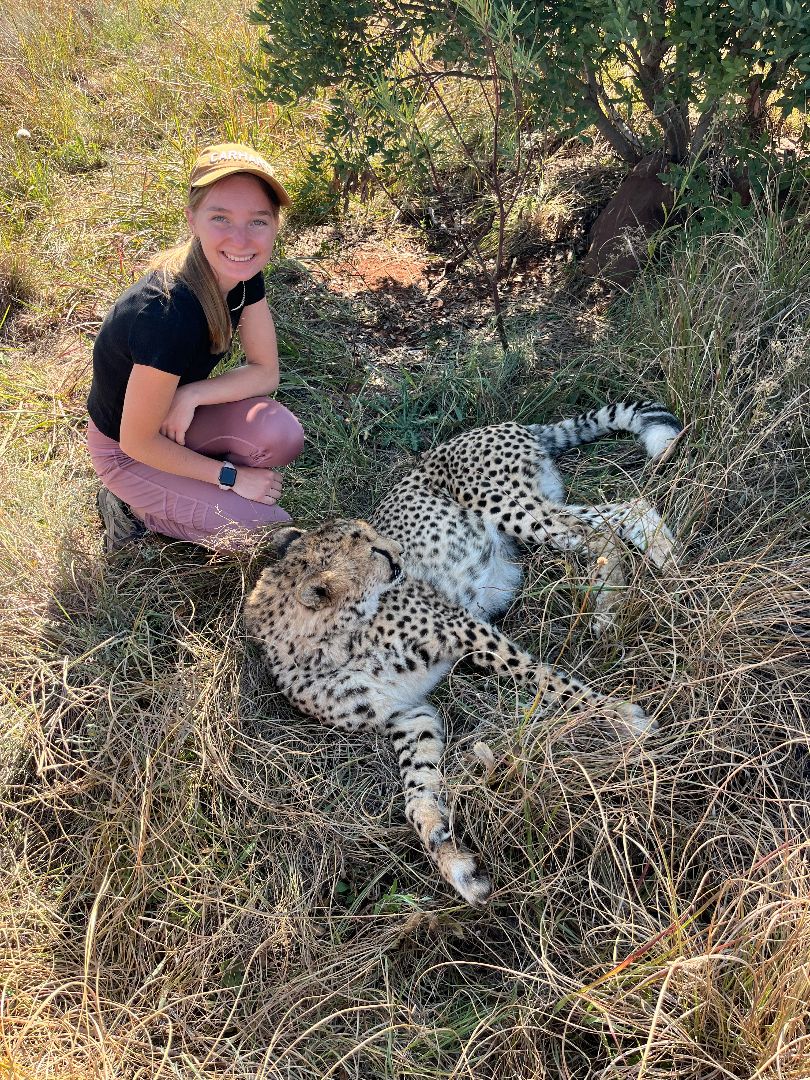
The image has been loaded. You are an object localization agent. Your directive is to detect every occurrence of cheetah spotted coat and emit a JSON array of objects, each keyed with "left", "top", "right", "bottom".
[{"left": 244, "top": 401, "right": 682, "bottom": 904}]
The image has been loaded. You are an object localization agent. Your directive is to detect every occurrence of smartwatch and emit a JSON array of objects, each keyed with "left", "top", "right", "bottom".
[{"left": 218, "top": 461, "right": 237, "bottom": 490}]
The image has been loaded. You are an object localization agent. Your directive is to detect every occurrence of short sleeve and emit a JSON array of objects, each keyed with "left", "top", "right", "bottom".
[
  {"left": 243, "top": 271, "right": 266, "bottom": 307},
  {"left": 127, "top": 288, "right": 209, "bottom": 377}
]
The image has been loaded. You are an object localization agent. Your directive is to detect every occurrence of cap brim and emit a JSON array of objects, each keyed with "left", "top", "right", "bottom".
[{"left": 190, "top": 165, "right": 291, "bottom": 207}]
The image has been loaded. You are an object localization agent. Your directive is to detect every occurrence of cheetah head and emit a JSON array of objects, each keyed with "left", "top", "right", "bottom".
[{"left": 261, "top": 519, "right": 403, "bottom": 612}]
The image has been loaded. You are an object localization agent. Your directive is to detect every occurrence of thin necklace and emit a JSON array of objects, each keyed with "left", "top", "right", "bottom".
[{"left": 229, "top": 280, "right": 246, "bottom": 314}]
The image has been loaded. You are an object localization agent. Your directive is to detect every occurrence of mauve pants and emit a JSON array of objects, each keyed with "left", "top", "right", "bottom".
[{"left": 87, "top": 397, "right": 305, "bottom": 549}]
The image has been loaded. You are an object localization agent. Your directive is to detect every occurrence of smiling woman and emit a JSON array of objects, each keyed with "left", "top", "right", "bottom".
[{"left": 86, "top": 142, "right": 305, "bottom": 553}]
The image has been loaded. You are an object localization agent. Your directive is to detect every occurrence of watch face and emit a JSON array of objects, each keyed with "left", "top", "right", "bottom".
[{"left": 219, "top": 463, "right": 237, "bottom": 487}]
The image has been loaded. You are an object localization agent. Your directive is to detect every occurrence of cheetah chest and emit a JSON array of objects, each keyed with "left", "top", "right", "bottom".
[
  {"left": 376, "top": 491, "right": 524, "bottom": 620},
  {"left": 346, "top": 588, "right": 455, "bottom": 706}
]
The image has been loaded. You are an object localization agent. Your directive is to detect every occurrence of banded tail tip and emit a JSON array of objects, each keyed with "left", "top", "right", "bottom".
[{"left": 639, "top": 416, "right": 685, "bottom": 463}]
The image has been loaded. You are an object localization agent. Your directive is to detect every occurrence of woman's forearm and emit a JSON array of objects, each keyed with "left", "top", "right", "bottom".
[
  {"left": 118, "top": 430, "right": 283, "bottom": 505},
  {"left": 185, "top": 362, "right": 279, "bottom": 407},
  {"left": 119, "top": 430, "right": 223, "bottom": 484}
]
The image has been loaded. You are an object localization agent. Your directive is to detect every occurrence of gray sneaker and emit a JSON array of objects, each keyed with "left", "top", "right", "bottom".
[{"left": 96, "top": 487, "right": 146, "bottom": 554}]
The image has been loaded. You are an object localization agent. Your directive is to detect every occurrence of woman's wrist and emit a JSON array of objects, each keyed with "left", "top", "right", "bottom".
[{"left": 177, "top": 382, "right": 203, "bottom": 409}]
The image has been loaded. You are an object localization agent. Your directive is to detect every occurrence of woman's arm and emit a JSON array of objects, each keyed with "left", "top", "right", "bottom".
[
  {"left": 182, "top": 298, "right": 279, "bottom": 405},
  {"left": 158, "top": 299, "right": 279, "bottom": 443},
  {"left": 119, "top": 364, "right": 282, "bottom": 504}
]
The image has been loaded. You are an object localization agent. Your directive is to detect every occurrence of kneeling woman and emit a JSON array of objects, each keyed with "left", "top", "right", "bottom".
[{"left": 87, "top": 142, "right": 305, "bottom": 552}]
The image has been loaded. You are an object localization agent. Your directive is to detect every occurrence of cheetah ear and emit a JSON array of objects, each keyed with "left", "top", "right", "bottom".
[
  {"left": 297, "top": 571, "right": 341, "bottom": 610},
  {"left": 267, "top": 525, "right": 306, "bottom": 558}
]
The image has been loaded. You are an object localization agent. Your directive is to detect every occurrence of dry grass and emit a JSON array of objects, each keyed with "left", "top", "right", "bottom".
[
  {"left": 1, "top": 1, "right": 809, "bottom": 1077},
  {"left": 2, "top": 210, "right": 808, "bottom": 1077},
  {"left": 0, "top": 0, "right": 295, "bottom": 332}
]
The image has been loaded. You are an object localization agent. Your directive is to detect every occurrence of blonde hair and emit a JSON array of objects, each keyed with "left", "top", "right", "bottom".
[{"left": 149, "top": 179, "right": 280, "bottom": 355}]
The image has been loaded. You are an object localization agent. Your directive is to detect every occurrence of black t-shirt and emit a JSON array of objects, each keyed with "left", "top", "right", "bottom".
[{"left": 87, "top": 270, "right": 266, "bottom": 440}]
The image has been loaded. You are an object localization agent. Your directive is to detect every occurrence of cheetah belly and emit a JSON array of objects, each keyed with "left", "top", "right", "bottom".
[
  {"left": 458, "top": 518, "right": 523, "bottom": 620},
  {"left": 403, "top": 516, "right": 522, "bottom": 621},
  {"left": 534, "top": 455, "right": 566, "bottom": 502}
]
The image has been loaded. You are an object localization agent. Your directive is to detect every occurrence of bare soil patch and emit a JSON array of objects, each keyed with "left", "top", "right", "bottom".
[{"left": 288, "top": 217, "right": 606, "bottom": 361}]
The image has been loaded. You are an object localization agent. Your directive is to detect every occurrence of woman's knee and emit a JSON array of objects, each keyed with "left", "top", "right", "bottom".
[{"left": 246, "top": 400, "right": 305, "bottom": 467}]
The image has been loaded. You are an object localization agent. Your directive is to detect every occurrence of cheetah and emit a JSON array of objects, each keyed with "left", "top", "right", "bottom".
[{"left": 244, "top": 400, "right": 682, "bottom": 905}]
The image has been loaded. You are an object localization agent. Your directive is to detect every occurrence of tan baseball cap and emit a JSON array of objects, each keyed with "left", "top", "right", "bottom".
[{"left": 189, "top": 142, "right": 291, "bottom": 206}]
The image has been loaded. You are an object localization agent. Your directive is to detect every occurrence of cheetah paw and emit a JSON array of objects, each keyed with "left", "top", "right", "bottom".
[
  {"left": 589, "top": 603, "right": 619, "bottom": 638},
  {"left": 437, "top": 845, "right": 492, "bottom": 907},
  {"left": 607, "top": 699, "right": 658, "bottom": 738},
  {"left": 644, "top": 522, "right": 677, "bottom": 570}
]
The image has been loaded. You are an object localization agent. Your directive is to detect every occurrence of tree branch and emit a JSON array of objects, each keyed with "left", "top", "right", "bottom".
[{"left": 582, "top": 68, "right": 644, "bottom": 163}]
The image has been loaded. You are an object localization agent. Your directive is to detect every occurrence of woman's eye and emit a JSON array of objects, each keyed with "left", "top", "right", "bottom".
[{"left": 251, "top": 219, "right": 269, "bottom": 227}]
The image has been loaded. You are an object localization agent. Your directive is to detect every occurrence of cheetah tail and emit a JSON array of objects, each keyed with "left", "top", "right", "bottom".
[{"left": 528, "top": 400, "right": 683, "bottom": 463}]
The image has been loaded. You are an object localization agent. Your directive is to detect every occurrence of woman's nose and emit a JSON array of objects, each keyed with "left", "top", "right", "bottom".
[{"left": 228, "top": 224, "right": 249, "bottom": 247}]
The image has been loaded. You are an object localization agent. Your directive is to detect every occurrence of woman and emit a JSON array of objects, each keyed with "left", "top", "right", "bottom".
[{"left": 87, "top": 142, "right": 305, "bottom": 553}]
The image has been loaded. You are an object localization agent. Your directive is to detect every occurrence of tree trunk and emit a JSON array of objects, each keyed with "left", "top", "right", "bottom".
[
  {"left": 581, "top": 71, "right": 644, "bottom": 164},
  {"left": 660, "top": 101, "right": 690, "bottom": 163}
]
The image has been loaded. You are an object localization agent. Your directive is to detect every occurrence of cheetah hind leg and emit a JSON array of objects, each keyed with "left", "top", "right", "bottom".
[
  {"left": 582, "top": 530, "right": 628, "bottom": 637},
  {"left": 560, "top": 500, "right": 676, "bottom": 633},
  {"left": 386, "top": 705, "right": 492, "bottom": 906},
  {"left": 570, "top": 498, "right": 677, "bottom": 569}
]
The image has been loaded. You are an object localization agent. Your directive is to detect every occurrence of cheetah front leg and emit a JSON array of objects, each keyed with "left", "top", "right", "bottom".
[
  {"left": 448, "top": 615, "right": 654, "bottom": 737},
  {"left": 282, "top": 670, "right": 493, "bottom": 905},
  {"left": 381, "top": 608, "right": 653, "bottom": 910},
  {"left": 384, "top": 704, "right": 492, "bottom": 907}
]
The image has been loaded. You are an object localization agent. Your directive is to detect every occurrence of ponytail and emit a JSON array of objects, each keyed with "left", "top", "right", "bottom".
[{"left": 149, "top": 234, "right": 232, "bottom": 354}]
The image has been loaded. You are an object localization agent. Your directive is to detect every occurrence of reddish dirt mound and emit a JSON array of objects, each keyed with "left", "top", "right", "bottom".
[{"left": 319, "top": 243, "right": 428, "bottom": 296}]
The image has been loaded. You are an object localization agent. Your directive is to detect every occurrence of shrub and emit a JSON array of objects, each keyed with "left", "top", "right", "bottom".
[
  {"left": 250, "top": 0, "right": 810, "bottom": 336},
  {"left": 251, "top": 0, "right": 810, "bottom": 169}
]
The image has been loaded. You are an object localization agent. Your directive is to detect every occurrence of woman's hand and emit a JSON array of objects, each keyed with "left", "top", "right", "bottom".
[
  {"left": 159, "top": 385, "right": 198, "bottom": 445},
  {"left": 232, "top": 466, "right": 283, "bottom": 504}
]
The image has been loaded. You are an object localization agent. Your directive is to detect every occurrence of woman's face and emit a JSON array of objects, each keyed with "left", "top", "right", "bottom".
[{"left": 186, "top": 173, "right": 279, "bottom": 294}]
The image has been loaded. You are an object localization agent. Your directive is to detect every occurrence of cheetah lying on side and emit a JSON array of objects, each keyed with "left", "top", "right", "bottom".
[{"left": 244, "top": 401, "right": 682, "bottom": 905}]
